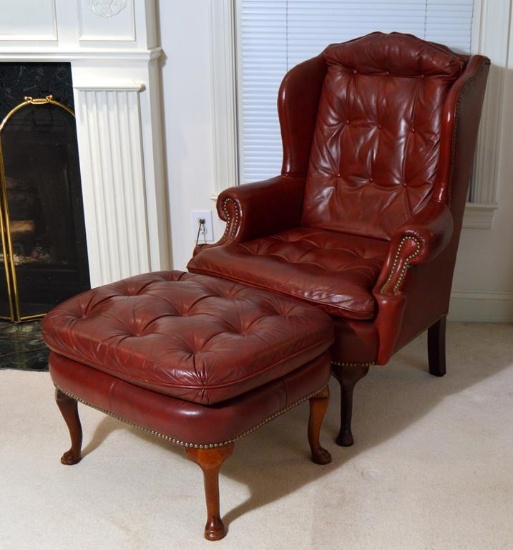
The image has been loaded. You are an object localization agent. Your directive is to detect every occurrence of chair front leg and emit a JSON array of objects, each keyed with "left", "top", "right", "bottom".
[
  {"left": 331, "top": 363, "right": 369, "bottom": 447},
  {"left": 185, "top": 443, "right": 235, "bottom": 541}
]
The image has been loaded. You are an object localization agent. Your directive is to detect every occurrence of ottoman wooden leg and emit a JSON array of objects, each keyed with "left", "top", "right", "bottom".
[
  {"left": 55, "top": 389, "right": 83, "bottom": 465},
  {"left": 185, "top": 443, "right": 235, "bottom": 541},
  {"left": 308, "top": 387, "right": 332, "bottom": 465}
]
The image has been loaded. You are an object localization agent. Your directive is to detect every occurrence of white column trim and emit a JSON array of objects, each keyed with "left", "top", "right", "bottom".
[
  {"left": 464, "top": 0, "right": 511, "bottom": 229},
  {"left": 209, "top": 0, "right": 238, "bottom": 198},
  {"left": 74, "top": 85, "right": 151, "bottom": 285}
]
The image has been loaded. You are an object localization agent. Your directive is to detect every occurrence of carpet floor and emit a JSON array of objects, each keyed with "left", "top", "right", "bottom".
[{"left": 1, "top": 323, "right": 512, "bottom": 549}]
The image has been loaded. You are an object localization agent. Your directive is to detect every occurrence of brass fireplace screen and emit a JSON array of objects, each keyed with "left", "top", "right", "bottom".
[{"left": 0, "top": 96, "right": 90, "bottom": 322}]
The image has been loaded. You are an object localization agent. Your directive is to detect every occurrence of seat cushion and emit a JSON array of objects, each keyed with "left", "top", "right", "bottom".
[
  {"left": 187, "top": 228, "right": 388, "bottom": 320},
  {"left": 42, "top": 271, "right": 333, "bottom": 405}
]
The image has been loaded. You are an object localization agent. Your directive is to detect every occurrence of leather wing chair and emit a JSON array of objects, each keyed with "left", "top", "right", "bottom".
[{"left": 187, "top": 32, "right": 490, "bottom": 446}]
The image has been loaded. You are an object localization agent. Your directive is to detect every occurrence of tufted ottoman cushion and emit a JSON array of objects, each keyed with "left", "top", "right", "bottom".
[{"left": 42, "top": 270, "right": 333, "bottom": 405}]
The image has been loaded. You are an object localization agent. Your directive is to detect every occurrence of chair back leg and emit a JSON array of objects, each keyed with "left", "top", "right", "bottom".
[{"left": 428, "top": 316, "right": 447, "bottom": 377}]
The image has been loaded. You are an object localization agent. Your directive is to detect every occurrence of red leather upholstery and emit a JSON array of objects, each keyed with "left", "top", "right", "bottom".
[
  {"left": 42, "top": 271, "right": 333, "bottom": 406},
  {"left": 187, "top": 32, "right": 490, "bottom": 445}
]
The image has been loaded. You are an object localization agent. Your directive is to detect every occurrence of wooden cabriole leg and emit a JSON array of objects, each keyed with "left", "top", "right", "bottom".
[
  {"left": 185, "top": 443, "right": 235, "bottom": 541},
  {"left": 331, "top": 364, "right": 370, "bottom": 447},
  {"left": 55, "top": 388, "right": 83, "bottom": 465},
  {"left": 308, "top": 387, "right": 332, "bottom": 465},
  {"left": 428, "top": 315, "right": 447, "bottom": 377}
]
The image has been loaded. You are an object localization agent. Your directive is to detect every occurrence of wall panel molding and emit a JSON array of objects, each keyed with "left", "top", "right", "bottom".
[
  {"left": 78, "top": 0, "right": 136, "bottom": 42},
  {"left": 0, "top": 0, "right": 57, "bottom": 42}
]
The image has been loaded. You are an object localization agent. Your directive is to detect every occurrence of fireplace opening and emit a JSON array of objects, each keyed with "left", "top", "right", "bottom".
[{"left": 0, "top": 63, "right": 90, "bottom": 322}]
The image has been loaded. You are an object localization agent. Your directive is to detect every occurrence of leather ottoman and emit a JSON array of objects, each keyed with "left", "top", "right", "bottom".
[{"left": 41, "top": 270, "right": 334, "bottom": 541}]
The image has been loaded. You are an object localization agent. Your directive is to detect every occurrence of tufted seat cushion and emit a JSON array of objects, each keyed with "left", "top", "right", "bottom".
[
  {"left": 42, "top": 270, "right": 334, "bottom": 405},
  {"left": 187, "top": 227, "right": 388, "bottom": 320}
]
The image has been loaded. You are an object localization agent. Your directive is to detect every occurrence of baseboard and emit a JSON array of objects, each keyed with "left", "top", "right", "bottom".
[{"left": 448, "top": 291, "right": 513, "bottom": 322}]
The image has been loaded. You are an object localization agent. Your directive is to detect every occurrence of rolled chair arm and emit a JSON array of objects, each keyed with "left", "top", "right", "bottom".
[
  {"left": 375, "top": 202, "right": 454, "bottom": 297},
  {"left": 372, "top": 201, "right": 454, "bottom": 364},
  {"left": 196, "top": 175, "right": 306, "bottom": 254}
]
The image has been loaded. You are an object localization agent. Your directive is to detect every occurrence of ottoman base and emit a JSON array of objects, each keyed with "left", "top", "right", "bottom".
[{"left": 52, "top": 358, "right": 331, "bottom": 541}]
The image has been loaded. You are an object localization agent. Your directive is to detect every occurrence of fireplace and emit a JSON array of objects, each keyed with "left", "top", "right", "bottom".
[
  {"left": 0, "top": 1, "right": 170, "bottom": 300},
  {"left": 0, "top": 64, "right": 90, "bottom": 321}
]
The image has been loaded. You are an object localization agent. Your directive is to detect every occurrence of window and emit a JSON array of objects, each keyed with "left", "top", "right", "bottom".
[{"left": 237, "top": 0, "right": 474, "bottom": 183}]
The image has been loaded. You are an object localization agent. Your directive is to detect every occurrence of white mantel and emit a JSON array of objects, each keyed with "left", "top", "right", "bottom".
[{"left": 0, "top": 0, "right": 170, "bottom": 287}]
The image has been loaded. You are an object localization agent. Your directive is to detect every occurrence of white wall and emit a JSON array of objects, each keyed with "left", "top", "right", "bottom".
[
  {"left": 452, "top": 157, "right": 513, "bottom": 321},
  {"left": 450, "top": 39, "right": 513, "bottom": 321},
  {"left": 157, "top": 0, "right": 513, "bottom": 322},
  {"left": 158, "top": 1, "right": 220, "bottom": 270}
]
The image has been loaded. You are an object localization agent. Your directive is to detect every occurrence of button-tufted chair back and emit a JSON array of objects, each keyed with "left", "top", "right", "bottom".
[{"left": 302, "top": 32, "right": 465, "bottom": 240}]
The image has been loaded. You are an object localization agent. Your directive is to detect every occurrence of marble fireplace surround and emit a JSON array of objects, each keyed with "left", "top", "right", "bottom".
[{"left": 0, "top": 0, "right": 169, "bottom": 287}]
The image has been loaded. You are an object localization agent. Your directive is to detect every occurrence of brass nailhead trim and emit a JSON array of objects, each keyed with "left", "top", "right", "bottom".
[
  {"left": 381, "top": 235, "right": 421, "bottom": 295},
  {"left": 331, "top": 361, "right": 375, "bottom": 368},
  {"left": 54, "top": 383, "right": 329, "bottom": 449},
  {"left": 221, "top": 197, "right": 241, "bottom": 241}
]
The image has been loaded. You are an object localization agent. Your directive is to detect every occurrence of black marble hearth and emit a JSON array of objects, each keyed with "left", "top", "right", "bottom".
[{"left": 0, "top": 321, "right": 48, "bottom": 370}]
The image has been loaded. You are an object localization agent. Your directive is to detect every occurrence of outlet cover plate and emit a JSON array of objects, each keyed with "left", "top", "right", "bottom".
[{"left": 191, "top": 210, "right": 214, "bottom": 243}]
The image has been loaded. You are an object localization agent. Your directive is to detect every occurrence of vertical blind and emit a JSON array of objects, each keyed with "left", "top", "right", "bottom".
[{"left": 236, "top": 0, "right": 475, "bottom": 183}]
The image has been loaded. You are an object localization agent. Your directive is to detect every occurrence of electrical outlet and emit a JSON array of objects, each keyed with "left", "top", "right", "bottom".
[{"left": 191, "top": 210, "right": 214, "bottom": 243}]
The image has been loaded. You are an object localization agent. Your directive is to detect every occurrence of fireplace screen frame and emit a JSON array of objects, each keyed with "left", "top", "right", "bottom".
[{"left": 0, "top": 95, "right": 90, "bottom": 322}]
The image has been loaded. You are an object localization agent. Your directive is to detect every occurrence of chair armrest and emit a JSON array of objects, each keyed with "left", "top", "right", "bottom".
[
  {"left": 211, "top": 175, "right": 306, "bottom": 247},
  {"left": 374, "top": 202, "right": 454, "bottom": 297}
]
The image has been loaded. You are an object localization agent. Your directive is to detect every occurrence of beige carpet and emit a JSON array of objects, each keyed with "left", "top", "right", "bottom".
[{"left": 1, "top": 323, "right": 512, "bottom": 550}]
